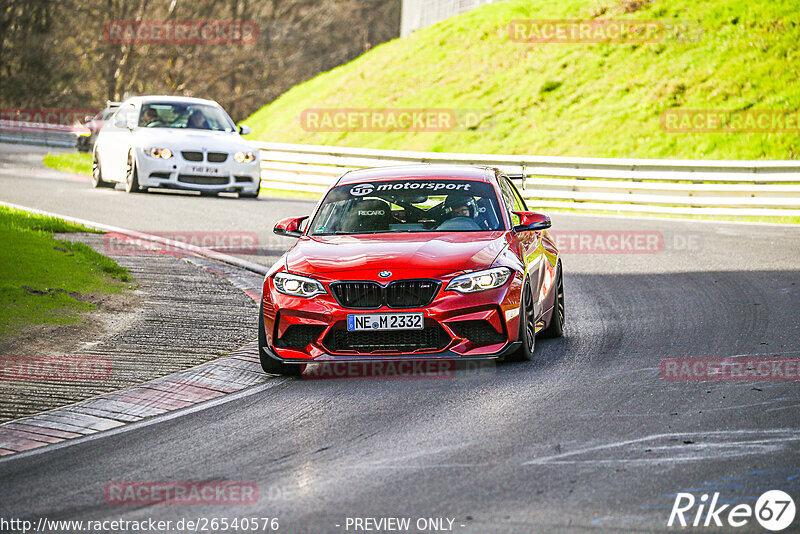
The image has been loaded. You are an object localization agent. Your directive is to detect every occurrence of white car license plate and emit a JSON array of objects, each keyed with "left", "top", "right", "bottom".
[
  {"left": 347, "top": 313, "right": 423, "bottom": 331},
  {"left": 188, "top": 165, "right": 220, "bottom": 175}
]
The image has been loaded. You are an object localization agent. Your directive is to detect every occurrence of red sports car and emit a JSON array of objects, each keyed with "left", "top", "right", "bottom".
[{"left": 259, "top": 165, "right": 564, "bottom": 375}]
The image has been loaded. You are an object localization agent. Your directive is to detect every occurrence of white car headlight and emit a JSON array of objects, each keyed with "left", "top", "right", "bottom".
[
  {"left": 234, "top": 151, "right": 256, "bottom": 163},
  {"left": 274, "top": 272, "right": 326, "bottom": 298},
  {"left": 446, "top": 267, "right": 512, "bottom": 293},
  {"left": 148, "top": 148, "right": 172, "bottom": 159}
]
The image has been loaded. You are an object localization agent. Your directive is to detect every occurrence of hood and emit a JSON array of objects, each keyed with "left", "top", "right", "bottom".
[
  {"left": 133, "top": 129, "right": 252, "bottom": 152},
  {"left": 285, "top": 232, "right": 509, "bottom": 277}
]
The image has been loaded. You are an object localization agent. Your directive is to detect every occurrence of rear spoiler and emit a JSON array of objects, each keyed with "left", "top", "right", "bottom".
[{"left": 106, "top": 100, "right": 122, "bottom": 108}]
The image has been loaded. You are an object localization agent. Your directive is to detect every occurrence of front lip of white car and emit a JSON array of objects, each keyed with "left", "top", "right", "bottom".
[{"left": 133, "top": 145, "right": 260, "bottom": 192}]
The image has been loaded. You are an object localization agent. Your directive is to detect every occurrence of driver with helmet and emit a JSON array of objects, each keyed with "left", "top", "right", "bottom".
[{"left": 444, "top": 195, "right": 474, "bottom": 219}]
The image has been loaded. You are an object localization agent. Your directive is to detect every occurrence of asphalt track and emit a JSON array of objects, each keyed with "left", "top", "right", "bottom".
[{"left": 1, "top": 143, "right": 799, "bottom": 533}]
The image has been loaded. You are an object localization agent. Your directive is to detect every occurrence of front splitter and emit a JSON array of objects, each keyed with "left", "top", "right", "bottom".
[{"left": 262, "top": 342, "right": 522, "bottom": 364}]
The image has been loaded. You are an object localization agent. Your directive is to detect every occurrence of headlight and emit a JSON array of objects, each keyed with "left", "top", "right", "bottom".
[
  {"left": 148, "top": 148, "right": 172, "bottom": 159},
  {"left": 274, "top": 272, "right": 325, "bottom": 298},
  {"left": 234, "top": 151, "right": 256, "bottom": 163},
  {"left": 446, "top": 267, "right": 512, "bottom": 293}
]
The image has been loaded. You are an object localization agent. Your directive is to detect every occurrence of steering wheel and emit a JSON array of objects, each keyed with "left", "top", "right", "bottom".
[{"left": 435, "top": 216, "right": 482, "bottom": 231}]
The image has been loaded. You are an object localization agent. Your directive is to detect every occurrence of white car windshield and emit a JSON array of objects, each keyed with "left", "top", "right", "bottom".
[
  {"left": 310, "top": 180, "right": 504, "bottom": 234},
  {"left": 138, "top": 103, "right": 236, "bottom": 132}
]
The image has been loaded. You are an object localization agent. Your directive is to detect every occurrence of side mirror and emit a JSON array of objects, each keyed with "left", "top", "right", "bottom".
[
  {"left": 125, "top": 116, "right": 137, "bottom": 130},
  {"left": 238, "top": 124, "right": 251, "bottom": 136},
  {"left": 274, "top": 216, "right": 308, "bottom": 238},
  {"left": 513, "top": 211, "right": 551, "bottom": 232},
  {"left": 84, "top": 115, "right": 95, "bottom": 123}
]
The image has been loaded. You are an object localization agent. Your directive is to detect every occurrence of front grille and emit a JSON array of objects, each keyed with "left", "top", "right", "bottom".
[
  {"left": 177, "top": 175, "right": 228, "bottom": 185},
  {"left": 386, "top": 280, "right": 439, "bottom": 308},
  {"left": 234, "top": 175, "right": 253, "bottom": 183},
  {"left": 275, "top": 325, "right": 325, "bottom": 349},
  {"left": 323, "top": 325, "right": 450, "bottom": 353},
  {"left": 449, "top": 320, "right": 506, "bottom": 346},
  {"left": 331, "top": 282, "right": 383, "bottom": 308},
  {"left": 182, "top": 151, "right": 203, "bottom": 162},
  {"left": 331, "top": 280, "right": 440, "bottom": 309},
  {"left": 207, "top": 152, "right": 228, "bottom": 163}
]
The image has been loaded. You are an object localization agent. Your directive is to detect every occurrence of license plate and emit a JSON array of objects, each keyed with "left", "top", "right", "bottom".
[
  {"left": 188, "top": 165, "right": 220, "bottom": 175},
  {"left": 347, "top": 313, "right": 424, "bottom": 331}
]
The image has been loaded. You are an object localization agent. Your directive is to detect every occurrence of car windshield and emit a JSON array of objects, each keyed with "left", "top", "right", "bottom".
[
  {"left": 138, "top": 103, "right": 236, "bottom": 132},
  {"left": 309, "top": 179, "right": 504, "bottom": 235}
]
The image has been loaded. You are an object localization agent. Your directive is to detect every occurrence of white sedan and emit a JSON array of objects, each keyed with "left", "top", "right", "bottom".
[{"left": 92, "top": 96, "right": 261, "bottom": 197}]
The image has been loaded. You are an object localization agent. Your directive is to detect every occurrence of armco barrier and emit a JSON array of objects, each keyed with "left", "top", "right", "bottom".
[
  {"left": 0, "top": 120, "right": 78, "bottom": 149},
  {"left": 256, "top": 141, "right": 800, "bottom": 217},
  {"left": 4, "top": 127, "right": 797, "bottom": 217}
]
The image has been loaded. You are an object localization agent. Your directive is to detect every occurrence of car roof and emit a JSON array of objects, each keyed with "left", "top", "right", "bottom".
[
  {"left": 336, "top": 165, "right": 497, "bottom": 185},
  {"left": 118, "top": 95, "right": 221, "bottom": 107}
]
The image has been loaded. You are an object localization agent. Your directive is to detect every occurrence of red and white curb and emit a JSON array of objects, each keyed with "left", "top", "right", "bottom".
[
  {"left": 0, "top": 203, "right": 273, "bottom": 458},
  {"left": 0, "top": 342, "right": 270, "bottom": 457}
]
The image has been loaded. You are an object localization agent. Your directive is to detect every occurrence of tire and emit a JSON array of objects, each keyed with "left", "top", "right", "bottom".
[
  {"left": 539, "top": 262, "right": 565, "bottom": 339},
  {"left": 91, "top": 152, "right": 114, "bottom": 188},
  {"left": 258, "top": 303, "right": 304, "bottom": 376},
  {"left": 505, "top": 279, "right": 536, "bottom": 362},
  {"left": 125, "top": 152, "right": 144, "bottom": 193}
]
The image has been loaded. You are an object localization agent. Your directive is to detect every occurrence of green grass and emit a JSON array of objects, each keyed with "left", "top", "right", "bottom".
[
  {"left": 244, "top": 0, "right": 800, "bottom": 160},
  {"left": 1, "top": 205, "right": 102, "bottom": 234},
  {"left": 0, "top": 206, "right": 132, "bottom": 340},
  {"left": 43, "top": 151, "right": 92, "bottom": 175}
]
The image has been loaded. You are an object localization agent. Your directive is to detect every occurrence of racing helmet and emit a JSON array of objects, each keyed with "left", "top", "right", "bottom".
[{"left": 444, "top": 194, "right": 477, "bottom": 218}]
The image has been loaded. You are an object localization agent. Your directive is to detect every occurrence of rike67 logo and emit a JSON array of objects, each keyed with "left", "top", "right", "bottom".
[{"left": 668, "top": 490, "right": 796, "bottom": 531}]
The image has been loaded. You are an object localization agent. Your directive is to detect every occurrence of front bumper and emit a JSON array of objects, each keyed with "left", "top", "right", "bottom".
[
  {"left": 135, "top": 149, "right": 260, "bottom": 193},
  {"left": 262, "top": 272, "right": 524, "bottom": 362},
  {"left": 260, "top": 340, "right": 522, "bottom": 363}
]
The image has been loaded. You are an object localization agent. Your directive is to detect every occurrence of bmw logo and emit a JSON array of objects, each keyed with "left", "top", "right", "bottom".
[{"left": 379, "top": 271, "right": 392, "bottom": 278}]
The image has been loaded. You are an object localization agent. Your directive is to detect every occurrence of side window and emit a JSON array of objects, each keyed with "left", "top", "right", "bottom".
[
  {"left": 507, "top": 177, "right": 528, "bottom": 211},
  {"left": 499, "top": 176, "right": 523, "bottom": 226},
  {"left": 112, "top": 110, "right": 124, "bottom": 128},
  {"left": 113, "top": 104, "right": 135, "bottom": 128}
]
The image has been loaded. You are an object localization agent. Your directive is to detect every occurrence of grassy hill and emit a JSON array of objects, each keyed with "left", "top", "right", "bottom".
[{"left": 244, "top": 0, "right": 800, "bottom": 159}]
